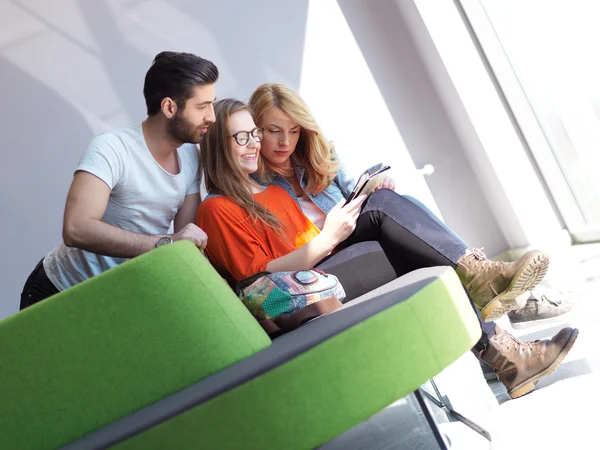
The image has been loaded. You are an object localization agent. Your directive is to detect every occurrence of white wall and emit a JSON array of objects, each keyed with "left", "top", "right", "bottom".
[
  {"left": 337, "top": 0, "right": 511, "bottom": 252},
  {"left": 298, "top": 0, "right": 439, "bottom": 211},
  {"left": 413, "top": 0, "right": 564, "bottom": 250},
  {"left": 338, "top": 0, "right": 567, "bottom": 253}
]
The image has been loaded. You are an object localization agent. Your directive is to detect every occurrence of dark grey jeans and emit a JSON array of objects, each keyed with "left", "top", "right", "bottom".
[{"left": 317, "top": 189, "right": 496, "bottom": 348}]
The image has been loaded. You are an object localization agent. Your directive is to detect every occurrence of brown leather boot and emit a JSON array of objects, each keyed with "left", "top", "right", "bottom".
[
  {"left": 480, "top": 326, "right": 579, "bottom": 399},
  {"left": 456, "top": 248, "right": 549, "bottom": 321}
]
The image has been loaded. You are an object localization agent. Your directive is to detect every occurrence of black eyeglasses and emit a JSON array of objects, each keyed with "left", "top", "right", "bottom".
[{"left": 230, "top": 127, "right": 264, "bottom": 146}]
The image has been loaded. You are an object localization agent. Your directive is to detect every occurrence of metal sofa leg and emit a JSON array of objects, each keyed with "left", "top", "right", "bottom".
[
  {"left": 420, "top": 379, "right": 492, "bottom": 441},
  {"left": 413, "top": 389, "right": 450, "bottom": 449}
]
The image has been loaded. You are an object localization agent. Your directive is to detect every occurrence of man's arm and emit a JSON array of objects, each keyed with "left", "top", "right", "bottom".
[
  {"left": 173, "top": 193, "right": 201, "bottom": 233},
  {"left": 62, "top": 172, "right": 206, "bottom": 258}
]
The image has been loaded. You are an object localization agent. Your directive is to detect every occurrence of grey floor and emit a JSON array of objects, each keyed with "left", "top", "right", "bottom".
[{"left": 323, "top": 242, "right": 600, "bottom": 450}]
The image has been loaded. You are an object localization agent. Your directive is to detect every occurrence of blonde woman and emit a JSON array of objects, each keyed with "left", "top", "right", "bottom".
[
  {"left": 195, "top": 98, "right": 577, "bottom": 400},
  {"left": 248, "top": 82, "right": 580, "bottom": 337}
]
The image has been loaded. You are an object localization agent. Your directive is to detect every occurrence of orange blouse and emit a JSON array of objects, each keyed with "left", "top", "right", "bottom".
[{"left": 196, "top": 186, "right": 321, "bottom": 281}]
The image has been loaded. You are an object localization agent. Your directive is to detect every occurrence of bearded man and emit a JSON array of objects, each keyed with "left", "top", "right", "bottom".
[{"left": 20, "top": 52, "right": 217, "bottom": 308}]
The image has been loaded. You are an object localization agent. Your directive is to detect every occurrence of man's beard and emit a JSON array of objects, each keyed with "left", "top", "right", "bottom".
[{"left": 167, "top": 112, "right": 207, "bottom": 144}]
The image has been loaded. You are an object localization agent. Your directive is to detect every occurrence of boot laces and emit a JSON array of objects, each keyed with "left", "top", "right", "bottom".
[
  {"left": 471, "top": 248, "right": 488, "bottom": 260},
  {"left": 466, "top": 248, "right": 495, "bottom": 271},
  {"left": 499, "top": 331, "right": 534, "bottom": 352},
  {"left": 513, "top": 337, "right": 539, "bottom": 354}
]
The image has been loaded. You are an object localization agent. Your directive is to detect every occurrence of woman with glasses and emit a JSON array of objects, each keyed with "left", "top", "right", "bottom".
[{"left": 195, "top": 97, "right": 577, "bottom": 400}]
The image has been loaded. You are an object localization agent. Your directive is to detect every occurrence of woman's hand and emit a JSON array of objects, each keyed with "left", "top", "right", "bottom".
[
  {"left": 264, "top": 195, "right": 367, "bottom": 274},
  {"left": 375, "top": 176, "right": 396, "bottom": 191},
  {"left": 320, "top": 195, "right": 367, "bottom": 246}
]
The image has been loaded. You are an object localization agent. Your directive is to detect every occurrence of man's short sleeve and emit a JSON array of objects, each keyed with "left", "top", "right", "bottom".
[
  {"left": 184, "top": 144, "right": 200, "bottom": 196},
  {"left": 76, "top": 132, "right": 126, "bottom": 190}
]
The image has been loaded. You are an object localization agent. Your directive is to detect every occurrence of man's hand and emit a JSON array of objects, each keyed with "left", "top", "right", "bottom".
[
  {"left": 375, "top": 176, "right": 396, "bottom": 191},
  {"left": 172, "top": 223, "right": 208, "bottom": 251}
]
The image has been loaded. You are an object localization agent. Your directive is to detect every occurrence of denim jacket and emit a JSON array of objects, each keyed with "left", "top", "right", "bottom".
[{"left": 251, "top": 161, "right": 356, "bottom": 214}]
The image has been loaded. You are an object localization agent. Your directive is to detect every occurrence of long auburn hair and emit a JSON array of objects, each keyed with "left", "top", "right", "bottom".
[
  {"left": 200, "top": 98, "right": 282, "bottom": 230},
  {"left": 249, "top": 83, "right": 340, "bottom": 195}
]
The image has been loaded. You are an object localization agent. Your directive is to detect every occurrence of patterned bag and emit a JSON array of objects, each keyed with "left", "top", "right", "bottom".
[{"left": 237, "top": 269, "right": 346, "bottom": 337}]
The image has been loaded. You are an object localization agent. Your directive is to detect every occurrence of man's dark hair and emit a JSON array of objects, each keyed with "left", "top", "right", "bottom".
[{"left": 143, "top": 51, "right": 219, "bottom": 116}]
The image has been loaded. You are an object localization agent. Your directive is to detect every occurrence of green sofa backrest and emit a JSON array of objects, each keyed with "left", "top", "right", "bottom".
[{"left": 0, "top": 242, "right": 271, "bottom": 450}]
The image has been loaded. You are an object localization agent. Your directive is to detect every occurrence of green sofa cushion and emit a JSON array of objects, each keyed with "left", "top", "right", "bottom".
[
  {"left": 0, "top": 241, "right": 270, "bottom": 450},
  {"left": 113, "top": 267, "right": 480, "bottom": 450}
]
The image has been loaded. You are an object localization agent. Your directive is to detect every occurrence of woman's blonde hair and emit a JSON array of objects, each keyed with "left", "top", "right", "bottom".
[
  {"left": 249, "top": 83, "right": 340, "bottom": 195},
  {"left": 200, "top": 98, "right": 282, "bottom": 230}
]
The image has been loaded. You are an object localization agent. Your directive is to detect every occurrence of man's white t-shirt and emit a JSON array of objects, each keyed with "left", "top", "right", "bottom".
[{"left": 44, "top": 125, "right": 200, "bottom": 291}]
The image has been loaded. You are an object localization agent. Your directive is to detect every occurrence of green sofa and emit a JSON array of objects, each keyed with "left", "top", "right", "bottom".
[{"left": 0, "top": 241, "right": 481, "bottom": 449}]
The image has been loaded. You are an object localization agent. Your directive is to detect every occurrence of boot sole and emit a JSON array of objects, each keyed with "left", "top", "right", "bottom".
[
  {"left": 507, "top": 327, "right": 579, "bottom": 399},
  {"left": 480, "top": 252, "right": 549, "bottom": 322}
]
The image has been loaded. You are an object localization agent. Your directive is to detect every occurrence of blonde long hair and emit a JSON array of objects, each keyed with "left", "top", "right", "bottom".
[
  {"left": 249, "top": 83, "right": 340, "bottom": 195},
  {"left": 201, "top": 98, "right": 282, "bottom": 230}
]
